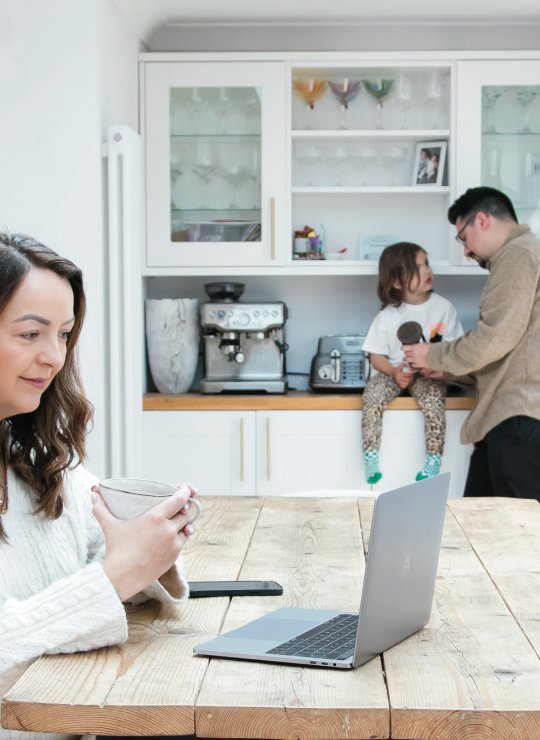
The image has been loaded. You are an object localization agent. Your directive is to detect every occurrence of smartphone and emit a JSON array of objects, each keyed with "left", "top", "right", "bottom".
[{"left": 188, "top": 580, "right": 283, "bottom": 598}]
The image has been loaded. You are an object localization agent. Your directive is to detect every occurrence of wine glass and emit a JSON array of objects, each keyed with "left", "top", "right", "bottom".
[
  {"left": 295, "top": 144, "right": 321, "bottom": 186},
  {"left": 483, "top": 87, "right": 505, "bottom": 133},
  {"left": 381, "top": 145, "right": 407, "bottom": 186},
  {"left": 363, "top": 78, "right": 394, "bottom": 129},
  {"left": 355, "top": 144, "right": 378, "bottom": 186},
  {"left": 425, "top": 71, "right": 443, "bottom": 129},
  {"left": 332, "top": 145, "right": 350, "bottom": 186},
  {"left": 328, "top": 78, "right": 362, "bottom": 129},
  {"left": 192, "top": 139, "right": 217, "bottom": 208},
  {"left": 516, "top": 87, "right": 538, "bottom": 134},
  {"left": 396, "top": 74, "right": 413, "bottom": 129},
  {"left": 217, "top": 141, "right": 249, "bottom": 208},
  {"left": 292, "top": 78, "right": 327, "bottom": 130}
]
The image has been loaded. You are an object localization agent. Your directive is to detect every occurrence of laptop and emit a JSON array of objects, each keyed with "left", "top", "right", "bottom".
[{"left": 193, "top": 473, "right": 449, "bottom": 669}]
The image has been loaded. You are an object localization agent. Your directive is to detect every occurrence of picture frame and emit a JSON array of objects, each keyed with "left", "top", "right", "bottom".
[{"left": 412, "top": 141, "right": 447, "bottom": 186}]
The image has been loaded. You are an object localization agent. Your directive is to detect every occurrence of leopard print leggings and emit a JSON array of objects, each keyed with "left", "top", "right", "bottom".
[{"left": 361, "top": 373, "right": 446, "bottom": 454}]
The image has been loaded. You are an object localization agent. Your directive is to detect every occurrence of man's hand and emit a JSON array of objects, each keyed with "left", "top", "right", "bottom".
[{"left": 402, "top": 342, "right": 431, "bottom": 371}]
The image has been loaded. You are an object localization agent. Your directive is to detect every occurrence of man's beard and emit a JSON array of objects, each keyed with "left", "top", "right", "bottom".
[{"left": 469, "top": 253, "right": 488, "bottom": 269}]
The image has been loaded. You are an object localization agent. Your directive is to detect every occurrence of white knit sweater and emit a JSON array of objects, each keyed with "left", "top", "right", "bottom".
[{"left": 0, "top": 465, "right": 189, "bottom": 740}]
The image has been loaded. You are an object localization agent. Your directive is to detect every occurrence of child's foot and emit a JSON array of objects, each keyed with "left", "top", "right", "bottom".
[
  {"left": 364, "top": 449, "right": 382, "bottom": 484},
  {"left": 416, "top": 453, "right": 442, "bottom": 481}
]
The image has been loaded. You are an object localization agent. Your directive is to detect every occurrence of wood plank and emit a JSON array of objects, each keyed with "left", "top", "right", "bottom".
[
  {"left": 449, "top": 497, "right": 540, "bottom": 657},
  {"left": 2, "top": 497, "right": 262, "bottom": 736},
  {"left": 386, "top": 504, "right": 540, "bottom": 739},
  {"left": 143, "top": 392, "right": 475, "bottom": 412},
  {"left": 195, "top": 497, "right": 389, "bottom": 740}
]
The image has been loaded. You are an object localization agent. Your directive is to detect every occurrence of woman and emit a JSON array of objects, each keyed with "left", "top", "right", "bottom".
[{"left": 0, "top": 233, "right": 198, "bottom": 740}]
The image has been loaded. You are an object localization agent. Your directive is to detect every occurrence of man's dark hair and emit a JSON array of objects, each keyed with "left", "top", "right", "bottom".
[{"left": 448, "top": 186, "right": 518, "bottom": 225}]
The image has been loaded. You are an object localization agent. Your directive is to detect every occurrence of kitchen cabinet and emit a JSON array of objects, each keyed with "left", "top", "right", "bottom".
[
  {"left": 290, "top": 62, "right": 456, "bottom": 267},
  {"left": 456, "top": 60, "right": 540, "bottom": 260},
  {"left": 138, "top": 407, "right": 471, "bottom": 498},
  {"left": 142, "top": 60, "right": 287, "bottom": 268}
]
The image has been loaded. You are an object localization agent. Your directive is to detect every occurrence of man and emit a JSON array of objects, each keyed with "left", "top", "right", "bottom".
[{"left": 403, "top": 186, "right": 540, "bottom": 500}]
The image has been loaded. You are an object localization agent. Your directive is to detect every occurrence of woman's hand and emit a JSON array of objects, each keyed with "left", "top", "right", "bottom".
[
  {"left": 92, "top": 483, "right": 198, "bottom": 602},
  {"left": 402, "top": 342, "right": 431, "bottom": 370}
]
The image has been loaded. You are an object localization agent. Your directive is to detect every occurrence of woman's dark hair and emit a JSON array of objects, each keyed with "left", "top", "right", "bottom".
[
  {"left": 0, "top": 232, "right": 93, "bottom": 542},
  {"left": 377, "top": 241, "right": 428, "bottom": 309},
  {"left": 448, "top": 186, "right": 518, "bottom": 225}
]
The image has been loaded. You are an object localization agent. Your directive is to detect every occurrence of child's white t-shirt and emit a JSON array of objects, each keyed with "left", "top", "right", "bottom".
[{"left": 362, "top": 293, "right": 464, "bottom": 371}]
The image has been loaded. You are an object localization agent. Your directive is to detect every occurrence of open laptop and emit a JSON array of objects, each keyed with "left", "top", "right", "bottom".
[{"left": 194, "top": 473, "right": 449, "bottom": 669}]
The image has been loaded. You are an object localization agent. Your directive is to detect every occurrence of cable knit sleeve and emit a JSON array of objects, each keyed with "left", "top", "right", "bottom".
[{"left": 0, "top": 562, "right": 127, "bottom": 674}]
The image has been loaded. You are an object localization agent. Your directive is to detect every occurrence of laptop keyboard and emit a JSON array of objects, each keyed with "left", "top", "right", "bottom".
[{"left": 266, "top": 613, "right": 358, "bottom": 661}]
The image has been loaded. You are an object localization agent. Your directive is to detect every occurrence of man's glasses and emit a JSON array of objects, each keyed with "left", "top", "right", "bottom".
[{"left": 455, "top": 213, "right": 477, "bottom": 246}]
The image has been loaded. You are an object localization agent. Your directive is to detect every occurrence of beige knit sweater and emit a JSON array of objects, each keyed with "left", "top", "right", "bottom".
[
  {"left": 428, "top": 224, "right": 540, "bottom": 444},
  {"left": 0, "top": 465, "right": 189, "bottom": 740}
]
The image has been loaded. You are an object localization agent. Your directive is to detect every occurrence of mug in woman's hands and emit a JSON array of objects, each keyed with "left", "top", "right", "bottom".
[{"left": 98, "top": 477, "right": 202, "bottom": 522}]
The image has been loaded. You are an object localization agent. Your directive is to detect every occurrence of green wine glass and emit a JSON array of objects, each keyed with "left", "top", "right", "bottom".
[{"left": 363, "top": 78, "right": 394, "bottom": 129}]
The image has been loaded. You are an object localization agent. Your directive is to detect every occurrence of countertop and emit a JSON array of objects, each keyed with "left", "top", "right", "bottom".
[{"left": 143, "top": 390, "right": 475, "bottom": 411}]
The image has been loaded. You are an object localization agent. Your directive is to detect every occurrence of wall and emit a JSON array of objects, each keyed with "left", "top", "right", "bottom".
[{"left": 0, "top": 0, "right": 142, "bottom": 475}]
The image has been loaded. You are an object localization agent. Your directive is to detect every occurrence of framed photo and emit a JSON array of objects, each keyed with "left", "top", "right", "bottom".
[{"left": 412, "top": 141, "right": 447, "bottom": 186}]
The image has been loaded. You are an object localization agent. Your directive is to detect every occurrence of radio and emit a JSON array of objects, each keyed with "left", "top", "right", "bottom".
[{"left": 310, "top": 334, "right": 368, "bottom": 391}]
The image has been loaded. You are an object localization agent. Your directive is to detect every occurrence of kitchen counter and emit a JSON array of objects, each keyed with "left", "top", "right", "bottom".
[{"left": 143, "top": 391, "right": 475, "bottom": 411}]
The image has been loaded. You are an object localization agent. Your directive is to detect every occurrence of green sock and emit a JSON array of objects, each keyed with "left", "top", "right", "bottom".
[
  {"left": 416, "top": 453, "right": 442, "bottom": 481},
  {"left": 364, "top": 449, "right": 382, "bottom": 484}
]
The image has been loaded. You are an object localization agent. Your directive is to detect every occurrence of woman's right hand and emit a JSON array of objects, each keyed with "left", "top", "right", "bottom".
[{"left": 92, "top": 486, "right": 196, "bottom": 602}]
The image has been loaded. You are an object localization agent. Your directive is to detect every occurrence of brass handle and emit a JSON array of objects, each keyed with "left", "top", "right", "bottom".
[
  {"left": 240, "top": 417, "right": 245, "bottom": 482},
  {"left": 266, "top": 417, "right": 271, "bottom": 481},
  {"left": 270, "top": 197, "right": 276, "bottom": 261}
]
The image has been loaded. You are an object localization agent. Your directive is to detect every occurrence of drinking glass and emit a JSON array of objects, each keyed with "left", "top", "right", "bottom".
[
  {"left": 295, "top": 144, "right": 321, "bottom": 186},
  {"left": 192, "top": 139, "right": 217, "bottom": 208},
  {"left": 483, "top": 87, "right": 505, "bottom": 133},
  {"left": 217, "top": 141, "right": 249, "bottom": 208},
  {"left": 332, "top": 145, "right": 350, "bottom": 186},
  {"left": 516, "top": 88, "right": 538, "bottom": 134},
  {"left": 425, "top": 71, "right": 443, "bottom": 128},
  {"left": 293, "top": 78, "right": 327, "bottom": 129},
  {"left": 396, "top": 74, "right": 413, "bottom": 129},
  {"left": 355, "top": 144, "right": 378, "bottom": 186},
  {"left": 363, "top": 79, "right": 394, "bottom": 129},
  {"left": 328, "top": 78, "right": 362, "bottom": 129},
  {"left": 381, "top": 145, "right": 407, "bottom": 186}
]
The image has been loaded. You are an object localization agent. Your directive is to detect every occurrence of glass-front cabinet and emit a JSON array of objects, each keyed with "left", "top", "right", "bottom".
[
  {"left": 456, "top": 60, "right": 540, "bottom": 265},
  {"left": 143, "top": 61, "right": 286, "bottom": 267}
]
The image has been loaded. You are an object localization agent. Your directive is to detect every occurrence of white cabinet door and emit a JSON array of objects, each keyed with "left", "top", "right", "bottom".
[
  {"left": 140, "top": 411, "right": 256, "bottom": 495},
  {"left": 374, "top": 409, "right": 472, "bottom": 498},
  {"left": 255, "top": 410, "right": 365, "bottom": 496},
  {"left": 143, "top": 61, "right": 287, "bottom": 267},
  {"left": 456, "top": 60, "right": 540, "bottom": 264}
]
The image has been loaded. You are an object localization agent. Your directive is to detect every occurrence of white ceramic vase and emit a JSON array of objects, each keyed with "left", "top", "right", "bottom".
[{"left": 145, "top": 298, "right": 200, "bottom": 394}]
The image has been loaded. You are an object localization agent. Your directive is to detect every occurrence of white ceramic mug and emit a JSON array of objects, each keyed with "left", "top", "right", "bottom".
[{"left": 98, "top": 477, "right": 202, "bottom": 523}]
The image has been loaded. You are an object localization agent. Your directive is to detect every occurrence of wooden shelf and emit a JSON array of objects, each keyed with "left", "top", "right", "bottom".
[{"left": 143, "top": 391, "right": 475, "bottom": 412}]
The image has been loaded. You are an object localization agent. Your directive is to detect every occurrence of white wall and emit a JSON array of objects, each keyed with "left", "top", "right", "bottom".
[{"left": 0, "top": 0, "right": 141, "bottom": 475}]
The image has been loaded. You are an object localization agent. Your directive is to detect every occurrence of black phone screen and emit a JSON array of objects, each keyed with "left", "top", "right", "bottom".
[{"left": 188, "top": 580, "right": 283, "bottom": 597}]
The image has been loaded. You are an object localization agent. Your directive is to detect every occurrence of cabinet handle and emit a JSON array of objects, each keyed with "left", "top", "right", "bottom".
[
  {"left": 239, "top": 417, "right": 245, "bottom": 482},
  {"left": 266, "top": 417, "right": 272, "bottom": 481},
  {"left": 270, "top": 197, "right": 276, "bottom": 261}
]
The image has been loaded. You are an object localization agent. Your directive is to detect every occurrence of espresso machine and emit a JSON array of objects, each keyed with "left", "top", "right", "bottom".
[{"left": 200, "top": 283, "right": 288, "bottom": 393}]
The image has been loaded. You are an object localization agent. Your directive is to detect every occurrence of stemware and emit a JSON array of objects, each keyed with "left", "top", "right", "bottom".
[
  {"left": 425, "top": 71, "right": 443, "bottom": 129},
  {"left": 192, "top": 139, "right": 217, "bottom": 208},
  {"left": 381, "top": 145, "right": 407, "bottom": 186},
  {"left": 363, "top": 78, "right": 394, "bottom": 129},
  {"left": 482, "top": 87, "right": 505, "bottom": 133},
  {"left": 332, "top": 145, "right": 351, "bottom": 186},
  {"left": 328, "top": 78, "right": 362, "bottom": 129},
  {"left": 516, "top": 87, "right": 538, "bottom": 134},
  {"left": 295, "top": 144, "right": 321, "bottom": 186},
  {"left": 355, "top": 144, "right": 378, "bottom": 186},
  {"left": 217, "top": 141, "right": 250, "bottom": 208},
  {"left": 396, "top": 74, "right": 413, "bottom": 129},
  {"left": 292, "top": 78, "right": 327, "bottom": 130}
]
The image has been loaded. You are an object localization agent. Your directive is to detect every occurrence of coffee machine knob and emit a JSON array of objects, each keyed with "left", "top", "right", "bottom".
[{"left": 235, "top": 352, "right": 246, "bottom": 364}]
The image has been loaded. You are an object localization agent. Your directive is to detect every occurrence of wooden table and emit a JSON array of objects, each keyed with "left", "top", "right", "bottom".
[{"left": 3, "top": 495, "right": 540, "bottom": 739}]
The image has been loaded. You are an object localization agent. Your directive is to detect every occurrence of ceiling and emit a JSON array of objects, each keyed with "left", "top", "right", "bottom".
[{"left": 112, "top": 0, "right": 540, "bottom": 45}]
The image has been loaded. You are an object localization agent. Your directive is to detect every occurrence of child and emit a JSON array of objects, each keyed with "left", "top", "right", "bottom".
[{"left": 361, "top": 242, "right": 463, "bottom": 484}]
